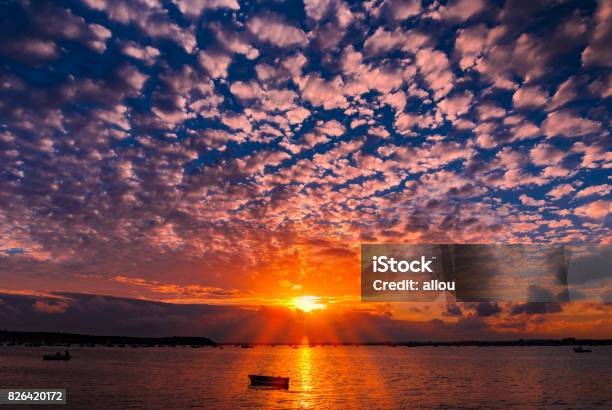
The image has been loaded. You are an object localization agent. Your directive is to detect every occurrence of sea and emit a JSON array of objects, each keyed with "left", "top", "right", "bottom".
[{"left": 0, "top": 345, "right": 610, "bottom": 409}]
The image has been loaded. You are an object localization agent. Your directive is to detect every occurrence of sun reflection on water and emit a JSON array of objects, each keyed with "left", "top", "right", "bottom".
[{"left": 298, "top": 345, "right": 314, "bottom": 408}]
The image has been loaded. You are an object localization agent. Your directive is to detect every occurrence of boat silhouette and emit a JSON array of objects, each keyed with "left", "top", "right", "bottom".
[
  {"left": 43, "top": 351, "right": 71, "bottom": 361},
  {"left": 573, "top": 346, "right": 592, "bottom": 353},
  {"left": 248, "top": 375, "right": 289, "bottom": 389}
]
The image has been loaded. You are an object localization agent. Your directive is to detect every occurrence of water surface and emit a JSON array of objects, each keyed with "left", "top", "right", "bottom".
[{"left": 1, "top": 345, "right": 610, "bottom": 409}]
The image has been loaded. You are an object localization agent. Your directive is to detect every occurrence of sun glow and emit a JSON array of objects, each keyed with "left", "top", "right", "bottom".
[{"left": 291, "top": 296, "right": 326, "bottom": 312}]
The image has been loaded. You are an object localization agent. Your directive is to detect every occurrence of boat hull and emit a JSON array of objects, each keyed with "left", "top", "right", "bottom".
[
  {"left": 248, "top": 375, "right": 289, "bottom": 389},
  {"left": 43, "top": 355, "right": 71, "bottom": 361}
]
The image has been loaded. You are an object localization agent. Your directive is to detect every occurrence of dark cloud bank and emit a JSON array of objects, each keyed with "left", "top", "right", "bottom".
[{"left": 0, "top": 292, "right": 573, "bottom": 343}]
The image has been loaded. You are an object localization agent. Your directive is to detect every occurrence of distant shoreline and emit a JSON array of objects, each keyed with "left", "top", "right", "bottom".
[
  {"left": 1, "top": 330, "right": 611, "bottom": 347},
  {"left": 0, "top": 330, "right": 216, "bottom": 347}
]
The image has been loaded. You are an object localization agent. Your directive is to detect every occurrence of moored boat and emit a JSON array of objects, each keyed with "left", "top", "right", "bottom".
[
  {"left": 248, "top": 375, "right": 289, "bottom": 389},
  {"left": 573, "top": 346, "right": 592, "bottom": 353},
  {"left": 43, "top": 351, "right": 71, "bottom": 361}
]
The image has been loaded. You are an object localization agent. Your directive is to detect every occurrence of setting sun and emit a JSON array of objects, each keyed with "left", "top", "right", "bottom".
[{"left": 291, "top": 296, "right": 327, "bottom": 313}]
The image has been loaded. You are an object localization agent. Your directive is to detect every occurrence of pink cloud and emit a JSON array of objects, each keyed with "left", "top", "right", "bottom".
[
  {"left": 575, "top": 200, "right": 611, "bottom": 220},
  {"left": 173, "top": 0, "right": 240, "bottom": 19},
  {"left": 364, "top": 28, "right": 429, "bottom": 56},
  {"left": 546, "top": 184, "right": 575, "bottom": 200},
  {"left": 230, "top": 81, "right": 263, "bottom": 100},
  {"left": 519, "top": 195, "right": 545, "bottom": 207},
  {"left": 512, "top": 85, "right": 548, "bottom": 109},
  {"left": 121, "top": 41, "right": 160, "bottom": 65},
  {"left": 82, "top": 0, "right": 196, "bottom": 52},
  {"left": 477, "top": 104, "right": 506, "bottom": 121},
  {"left": 548, "top": 77, "right": 579, "bottom": 111},
  {"left": 576, "top": 185, "right": 611, "bottom": 199},
  {"left": 0, "top": 38, "right": 59, "bottom": 63},
  {"left": 438, "top": 91, "right": 473, "bottom": 121},
  {"left": 547, "top": 219, "right": 572, "bottom": 228},
  {"left": 380, "top": 91, "right": 407, "bottom": 113},
  {"left": 588, "top": 75, "right": 612, "bottom": 99},
  {"left": 455, "top": 24, "right": 488, "bottom": 70},
  {"left": 385, "top": 0, "right": 422, "bottom": 20},
  {"left": 572, "top": 142, "right": 612, "bottom": 168},
  {"left": 394, "top": 112, "right": 435, "bottom": 133},
  {"left": 300, "top": 74, "right": 348, "bottom": 109},
  {"left": 529, "top": 143, "right": 566, "bottom": 166},
  {"left": 210, "top": 22, "right": 259, "bottom": 60},
  {"left": 439, "top": 0, "right": 486, "bottom": 22},
  {"left": 198, "top": 51, "right": 232, "bottom": 79},
  {"left": 542, "top": 110, "right": 602, "bottom": 138},
  {"left": 222, "top": 113, "right": 252, "bottom": 132},
  {"left": 473, "top": 122, "right": 498, "bottom": 149},
  {"left": 511, "top": 122, "right": 541, "bottom": 141},
  {"left": 248, "top": 14, "right": 308, "bottom": 48},
  {"left": 582, "top": 0, "right": 612, "bottom": 67},
  {"left": 416, "top": 48, "right": 455, "bottom": 100},
  {"left": 286, "top": 107, "right": 311, "bottom": 124}
]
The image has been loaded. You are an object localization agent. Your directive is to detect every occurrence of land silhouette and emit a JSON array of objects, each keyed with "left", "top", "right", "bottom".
[
  {"left": 0, "top": 330, "right": 215, "bottom": 347},
  {"left": 1, "top": 330, "right": 610, "bottom": 348}
]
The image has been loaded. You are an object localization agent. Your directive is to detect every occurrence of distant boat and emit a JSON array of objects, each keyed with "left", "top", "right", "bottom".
[
  {"left": 573, "top": 346, "right": 592, "bottom": 353},
  {"left": 248, "top": 375, "right": 289, "bottom": 389},
  {"left": 43, "top": 351, "right": 71, "bottom": 361},
  {"left": 241, "top": 344, "right": 255, "bottom": 348}
]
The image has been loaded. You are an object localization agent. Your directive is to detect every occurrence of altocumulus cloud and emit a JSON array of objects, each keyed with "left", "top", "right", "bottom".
[{"left": 0, "top": 0, "right": 609, "bottom": 310}]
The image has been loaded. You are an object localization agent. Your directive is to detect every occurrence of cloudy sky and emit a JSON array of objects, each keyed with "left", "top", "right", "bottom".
[{"left": 0, "top": 0, "right": 610, "bottom": 341}]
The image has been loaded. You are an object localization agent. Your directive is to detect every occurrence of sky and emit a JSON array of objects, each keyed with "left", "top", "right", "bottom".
[{"left": 0, "top": 0, "right": 610, "bottom": 342}]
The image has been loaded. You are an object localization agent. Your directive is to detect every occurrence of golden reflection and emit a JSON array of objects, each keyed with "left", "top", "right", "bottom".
[{"left": 297, "top": 344, "right": 314, "bottom": 408}]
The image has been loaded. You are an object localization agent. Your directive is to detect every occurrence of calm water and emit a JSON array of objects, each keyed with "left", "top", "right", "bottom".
[{"left": 1, "top": 345, "right": 610, "bottom": 409}]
